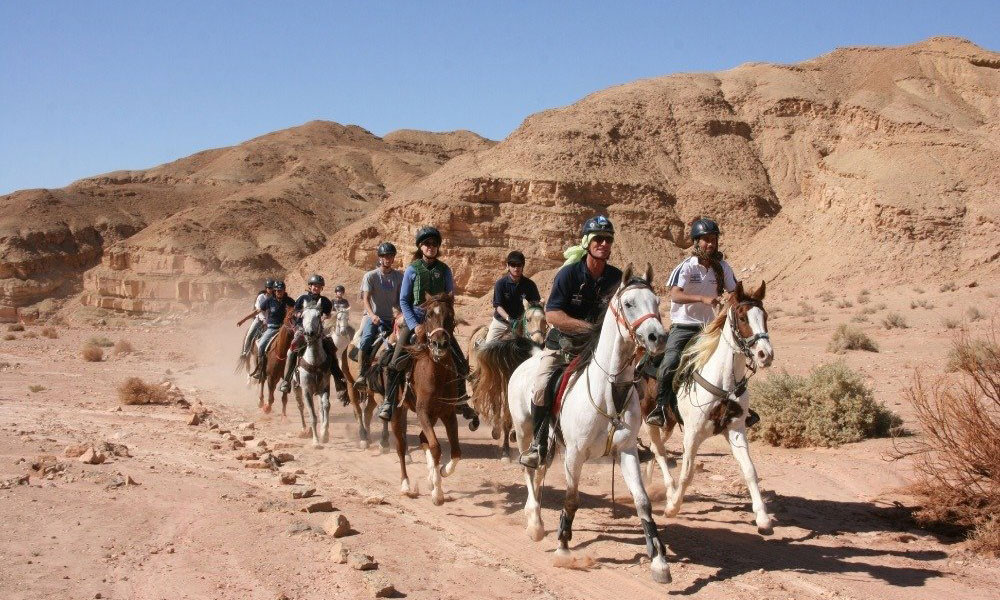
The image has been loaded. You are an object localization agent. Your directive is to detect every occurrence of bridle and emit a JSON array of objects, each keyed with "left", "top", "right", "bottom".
[
  {"left": 513, "top": 304, "right": 547, "bottom": 348},
  {"left": 691, "top": 299, "right": 769, "bottom": 403}
]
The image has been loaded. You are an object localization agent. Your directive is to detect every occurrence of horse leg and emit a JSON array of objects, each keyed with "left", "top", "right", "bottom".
[
  {"left": 294, "top": 386, "right": 306, "bottom": 432},
  {"left": 620, "top": 448, "right": 672, "bottom": 583},
  {"left": 555, "top": 449, "right": 584, "bottom": 557},
  {"left": 320, "top": 386, "right": 331, "bottom": 444},
  {"left": 439, "top": 412, "right": 461, "bottom": 478},
  {"left": 646, "top": 424, "right": 676, "bottom": 502},
  {"left": 665, "top": 423, "right": 706, "bottom": 517},
  {"left": 304, "top": 389, "right": 321, "bottom": 448},
  {"left": 352, "top": 388, "right": 368, "bottom": 449},
  {"left": 418, "top": 412, "right": 445, "bottom": 506},
  {"left": 392, "top": 406, "right": 411, "bottom": 495},
  {"left": 727, "top": 424, "right": 773, "bottom": 534},
  {"left": 499, "top": 424, "right": 512, "bottom": 464}
]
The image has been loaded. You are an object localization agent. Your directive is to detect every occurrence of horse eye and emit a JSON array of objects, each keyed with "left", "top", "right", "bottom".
[{"left": 624, "top": 301, "right": 633, "bottom": 308}]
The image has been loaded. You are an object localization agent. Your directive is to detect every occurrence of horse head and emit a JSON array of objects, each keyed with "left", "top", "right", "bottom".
[
  {"left": 335, "top": 308, "right": 350, "bottom": 334},
  {"left": 421, "top": 293, "right": 455, "bottom": 361},
  {"left": 520, "top": 299, "right": 548, "bottom": 347},
  {"left": 614, "top": 263, "right": 667, "bottom": 355},
  {"left": 728, "top": 280, "right": 773, "bottom": 369},
  {"left": 301, "top": 304, "right": 324, "bottom": 341}
]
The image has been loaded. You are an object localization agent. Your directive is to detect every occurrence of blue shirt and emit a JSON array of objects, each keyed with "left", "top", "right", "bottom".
[
  {"left": 400, "top": 261, "right": 455, "bottom": 329},
  {"left": 544, "top": 261, "right": 622, "bottom": 350},
  {"left": 492, "top": 274, "right": 541, "bottom": 322},
  {"left": 263, "top": 296, "right": 295, "bottom": 327}
]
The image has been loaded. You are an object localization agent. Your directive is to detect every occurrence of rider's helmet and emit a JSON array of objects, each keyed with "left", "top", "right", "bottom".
[
  {"left": 273, "top": 281, "right": 286, "bottom": 291},
  {"left": 506, "top": 250, "right": 526, "bottom": 266},
  {"left": 376, "top": 241, "right": 397, "bottom": 256},
  {"left": 581, "top": 215, "right": 615, "bottom": 238},
  {"left": 690, "top": 218, "right": 721, "bottom": 240},
  {"left": 415, "top": 225, "right": 442, "bottom": 247},
  {"left": 307, "top": 274, "right": 325, "bottom": 287},
  {"left": 265, "top": 279, "right": 275, "bottom": 289},
  {"left": 334, "top": 284, "right": 345, "bottom": 293}
]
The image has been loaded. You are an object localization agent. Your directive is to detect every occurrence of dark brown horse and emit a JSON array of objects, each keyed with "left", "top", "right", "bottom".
[
  {"left": 259, "top": 311, "right": 306, "bottom": 427},
  {"left": 390, "top": 294, "right": 463, "bottom": 505}
]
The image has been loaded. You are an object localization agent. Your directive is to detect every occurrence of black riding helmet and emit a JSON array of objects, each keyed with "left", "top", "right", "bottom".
[
  {"left": 506, "top": 250, "right": 525, "bottom": 266},
  {"left": 377, "top": 241, "right": 397, "bottom": 256},
  {"left": 415, "top": 225, "right": 442, "bottom": 247},
  {"left": 307, "top": 274, "right": 325, "bottom": 287},
  {"left": 334, "top": 285, "right": 345, "bottom": 293},
  {"left": 265, "top": 279, "right": 275, "bottom": 289},
  {"left": 690, "top": 218, "right": 721, "bottom": 240},
  {"left": 274, "top": 281, "right": 286, "bottom": 291},
  {"left": 581, "top": 215, "right": 615, "bottom": 238}
]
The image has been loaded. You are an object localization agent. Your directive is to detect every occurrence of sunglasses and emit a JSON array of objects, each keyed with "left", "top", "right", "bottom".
[
  {"left": 421, "top": 240, "right": 441, "bottom": 248},
  {"left": 591, "top": 236, "right": 614, "bottom": 245}
]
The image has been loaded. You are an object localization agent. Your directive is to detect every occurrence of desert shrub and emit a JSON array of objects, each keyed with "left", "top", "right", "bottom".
[
  {"left": 113, "top": 340, "right": 135, "bottom": 355},
  {"left": 966, "top": 307, "right": 986, "bottom": 322},
  {"left": 795, "top": 301, "right": 816, "bottom": 317},
  {"left": 749, "top": 362, "right": 901, "bottom": 448},
  {"left": 28, "top": 385, "right": 45, "bottom": 393},
  {"left": 7, "top": 323, "right": 24, "bottom": 332},
  {"left": 827, "top": 324, "right": 879, "bottom": 354},
  {"left": 88, "top": 336, "right": 114, "bottom": 348},
  {"left": 939, "top": 281, "right": 959, "bottom": 293},
  {"left": 942, "top": 317, "right": 961, "bottom": 330},
  {"left": 117, "top": 377, "right": 170, "bottom": 405},
  {"left": 24, "top": 331, "right": 38, "bottom": 339},
  {"left": 910, "top": 299, "right": 934, "bottom": 310},
  {"left": 858, "top": 302, "right": 887, "bottom": 316},
  {"left": 881, "top": 312, "right": 909, "bottom": 329},
  {"left": 899, "top": 329, "right": 1000, "bottom": 555},
  {"left": 818, "top": 291, "right": 835, "bottom": 303},
  {"left": 81, "top": 344, "right": 103, "bottom": 362},
  {"left": 857, "top": 289, "right": 871, "bottom": 304},
  {"left": 835, "top": 299, "right": 854, "bottom": 309},
  {"left": 913, "top": 286, "right": 925, "bottom": 294},
  {"left": 850, "top": 314, "right": 870, "bottom": 323},
  {"left": 945, "top": 338, "right": 994, "bottom": 373},
  {"left": 40, "top": 327, "right": 57, "bottom": 339},
  {"left": 3, "top": 334, "right": 16, "bottom": 341}
]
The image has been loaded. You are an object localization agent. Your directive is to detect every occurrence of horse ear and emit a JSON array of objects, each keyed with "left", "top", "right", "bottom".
[
  {"left": 621, "top": 263, "right": 633, "bottom": 286},
  {"left": 734, "top": 280, "right": 746, "bottom": 300},
  {"left": 523, "top": 298, "right": 530, "bottom": 311},
  {"left": 751, "top": 280, "right": 766, "bottom": 300},
  {"left": 644, "top": 262, "right": 653, "bottom": 285}
]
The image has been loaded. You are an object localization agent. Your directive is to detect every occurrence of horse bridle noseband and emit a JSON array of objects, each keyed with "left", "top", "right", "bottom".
[{"left": 691, "top": 299, "right": 770, "bottom": 402}]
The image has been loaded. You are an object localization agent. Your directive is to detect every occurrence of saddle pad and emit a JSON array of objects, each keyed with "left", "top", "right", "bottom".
[{"left": 550, "top": 356, "right": 582, "bottom": 417}]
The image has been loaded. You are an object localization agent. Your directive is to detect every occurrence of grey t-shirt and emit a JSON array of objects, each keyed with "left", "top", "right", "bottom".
[{"left": 361, "top": 268, "right": 403, "bottom": 321}]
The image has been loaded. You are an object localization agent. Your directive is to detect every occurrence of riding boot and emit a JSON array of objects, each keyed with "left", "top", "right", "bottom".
[
  {"left": 354, "top": 349, "right": 371, "bottom": 390},
  {"left": 645, "top": 373, "right": 672, "bottom": 427},
  {"left": 377, "top": 367, "right": 404, "bottom": 422},
  {"left": 746, "top": 408, "right": 760, "bottom": 428},
  {"left": 518, "top": 403, "right": 551, "bottom": 469},
  {"left": 252, "top": 353, "right": 267, "bottom": 381},
  {"left": 277, "top": 350, "right": 297, "bottom": 393},
  {"left": 449, "top": 340, "right": 479, "bottom": 431}
]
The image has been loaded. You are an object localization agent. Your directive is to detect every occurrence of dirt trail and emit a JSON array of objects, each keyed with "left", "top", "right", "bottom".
[{"left": 1, "top": 284, "right": 999, "bottom": 599}]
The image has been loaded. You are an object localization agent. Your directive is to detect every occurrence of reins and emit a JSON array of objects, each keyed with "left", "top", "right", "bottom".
[{"left": 690, "top": 299, "right": 768, "bottom": 402}]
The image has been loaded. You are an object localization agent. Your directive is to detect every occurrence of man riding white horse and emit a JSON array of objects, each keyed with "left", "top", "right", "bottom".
[
  {"left": 355, "top": 242, "right": 403, "bottom": 389},
  {"left": 485, "top": 250, "right": 542, "bottom": 343},
  {"left": 519, "top": 215, "right": 622, "bottom": 469},
  {"left": 238, "top": 278, "right": 274, "bottom": 357},
  {"left": 376, "top": 225, "right": 479, "bottom": 430},
  {"left": 645, "top": 217, "right": 758, "bottom": 428},
  {"left": 277, "top": 274, "right": 347, "bottom": 402}
]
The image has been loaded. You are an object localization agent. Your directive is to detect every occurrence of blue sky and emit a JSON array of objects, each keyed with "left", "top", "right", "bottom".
[{"left": 1, "top": 1, "right": 997, "bottom": 194}]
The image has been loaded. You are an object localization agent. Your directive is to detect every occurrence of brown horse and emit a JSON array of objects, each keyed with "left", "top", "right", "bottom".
[
  {"left": 259, "top": 312, "right": 306, "bottom": 428},
  {"left": 390, "top": 294, "right": 463, "bottom": 505}
]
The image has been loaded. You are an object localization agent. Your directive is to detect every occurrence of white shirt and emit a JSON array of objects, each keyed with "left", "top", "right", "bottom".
[
  {"left": 666, "top": 256, "right": 737, "bottom": 326},
  {"left": 254, "top": 293, "right": 269, "bottom": 322}
]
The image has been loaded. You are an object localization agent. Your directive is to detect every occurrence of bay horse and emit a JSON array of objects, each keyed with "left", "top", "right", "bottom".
[
  {"left": 469, "top": 300, "right": 548, "bottom": 461},
  {"left": 299, "top": 305, "right": 332, "bottom": 448},
  {"left": 259, "top": 311, "right": 306, "bottom": 426},
  {"left": 643, "top": 281, "right": 775, "bottom": 534},
  {"left": 508, "top": 264, "right": 673, "bottom": 584},
  {"left": 391, "top": 294, "right": 463, "bottom": 505}
]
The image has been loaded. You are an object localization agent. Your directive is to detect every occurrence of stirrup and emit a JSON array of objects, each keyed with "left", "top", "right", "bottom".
[
  {"left": 377, "top": 401, "right": 393, "bottom": 422},
  {"left": 645, "top": 406, "right": 667, "bottom": 427},
  {"left": 518, "top": 446, "right": 541, "bottom": 469},
  {"left": 745, "top": 408, "right": 760, "bottom": 428},
  {"left": 277, "top": 380, "right": 291, "bottom": 393}
]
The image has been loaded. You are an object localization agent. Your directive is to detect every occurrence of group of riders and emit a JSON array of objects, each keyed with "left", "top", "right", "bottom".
[{"left": 238, "top": 214, "right": 754, "bottom": 467}]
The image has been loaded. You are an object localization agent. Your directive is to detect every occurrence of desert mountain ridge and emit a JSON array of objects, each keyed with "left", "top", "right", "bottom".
[{"left": 1, "top": 36, "right": 998, "bottom": 321}]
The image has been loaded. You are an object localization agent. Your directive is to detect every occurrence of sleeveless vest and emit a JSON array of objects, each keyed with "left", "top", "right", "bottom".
[{"left": 410, "top": 259, "right": 449, "bottom": 306}]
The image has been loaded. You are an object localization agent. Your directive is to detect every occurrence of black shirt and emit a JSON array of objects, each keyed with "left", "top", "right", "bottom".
[
  {"left": 294, "top": 294, "right": 333, "bottom": 324},
  {"left": 492, "top": 274, "right": 541, "bottom": 322},
  {"left": 263, "top": 296, "right": 296, "bottom": 327},
  {"left": 332, "top": 298, "right": 350, "bottom": 312},
  {"left": 544, "top": 260, "right": 623, "bottom": 350}
]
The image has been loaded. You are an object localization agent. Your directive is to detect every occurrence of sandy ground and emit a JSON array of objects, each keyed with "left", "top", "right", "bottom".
[{"left": 1, "top": 282, "right": 998, "bottom": 600}]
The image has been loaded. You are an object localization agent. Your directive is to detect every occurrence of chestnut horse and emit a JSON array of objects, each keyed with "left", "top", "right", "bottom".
[
  {"left": 259, "top": 311, "right": 306, "bottom": 427},
  {"left": 390, "top": 294, "right": 464, "bottom": 505}
]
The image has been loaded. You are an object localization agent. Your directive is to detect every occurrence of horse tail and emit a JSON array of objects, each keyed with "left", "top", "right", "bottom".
[{"left": 470, "top": 337, "right": 535, "bottom": 429}]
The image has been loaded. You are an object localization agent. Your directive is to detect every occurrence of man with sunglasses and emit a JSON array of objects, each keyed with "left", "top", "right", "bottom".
[
  {"left": 519, "top": 215, "right": 622, "bottom": 469},
  {"left": 376, "top": 226, "right": 479, "bottom": 430},
  {"left": 485, "top": 250, "right": 541, "bottom": 342}
]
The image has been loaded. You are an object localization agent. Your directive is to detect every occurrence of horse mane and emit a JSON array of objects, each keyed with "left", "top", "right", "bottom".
[
  {"left": 563, "top": 306, "right": 609, "bottom": 380},
  {"left": 674, "top": 298, "right": 732, "bottom": 391},
  {"left": 470, "top": 336, "right": 535, "bottom": 425}
]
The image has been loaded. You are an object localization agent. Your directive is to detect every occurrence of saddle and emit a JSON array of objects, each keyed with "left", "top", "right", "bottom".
[{"left": 546, "top": 356, "right": 582, "bottom": 417}]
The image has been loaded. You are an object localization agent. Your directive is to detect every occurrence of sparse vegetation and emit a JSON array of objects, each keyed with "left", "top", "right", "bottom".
[
  {"left": 827, "top": 324, "right": 879, "bottom": 354},
  {"left": 749, "top": 362, "right": 902, "bottom": 448},
  {"left": 946, "top": 338, "right": 994, "bottom": 373},
  {"left": 113, "top": 339, "right": 135, "bottom": 355},
  {"left": 913, "top": 286, "right": 925, "bottom": 294},
  {"left": 857, "top": 289, "right": 871, "bottom": 304},
  {"left": 24, "top": 331, "right": 38, "bottom": 339},
  {"left": 940, "top": 281, "right": 959, "bottom": 293},
  {"left": 118, "top": 377, "right": 170, "bottom": 405},
  {"left": 3, "top": 334, "right": 16, "bottom": 341},
  {"left": 6, "top": 323, "right": 24, "bottom": 332},
  {"left": 966, "top": 307, "right": 986, "bottom": 322},
  {"left": 835, "top": 299, "right": 854, "bottom": 309},
  {"left": 40, "top": 327, "right": 57, "bottom": 339},
  {"left": 881, "top": 312, "right": 909, "bottom": 330},
  {"left": 850, "top": 314, "right": 870, "bottom": 323},
  {"left": 795, "top": 301, "right": 816, "bottom": 317},
  {"left": 900, "top": 328, "right": 1000, "bottom": 555},
  {"left": 88, "top": 336, "right": 115, "bottom": 348},
  {"left": 28, "top": 385, "right": 46, "bottom": 393},
  {"left": 910, "top": 299, "right": 934, "bottom": 310},
  {"left": 81, "top": 344, "right": 104, "bottom": 362},
  {"left": 942, "top": 317, "right": 961, "bottom": 330},
  {"left": 818, "top": 291, "right": 835, "bottom": 303}
]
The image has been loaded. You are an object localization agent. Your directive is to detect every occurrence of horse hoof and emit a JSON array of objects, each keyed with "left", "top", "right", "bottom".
[
  {"left": 262, "top": 405, "right": 272, "bottom": 414},
  {"left": 554, "top": 547, "right": 570, "bottom": 557},
  {"left": 312, "top": 443, "right": 324, "bottom": 450},
  {"left": 400, "top": 479, "right": 410, "bottom": 495},
  {"left": 431, "top": 493, "right": 444, "bottom": 506},
  {"left": 757, "top": 523, "right": 774, "bottom": 536},
  {"left": 491, "top": 426, "right": 501, "bottom": 440},
  {"left": 526, "top": 521, "right": 545, "bottom": 542},
  {"left": 499, "top": 456, "right": 511, "bottom": 465},
  {"left": 650, "top": 558, "right": 672, "bottom": 584},
  {"left": 663, "top": 504, "right": 680, "bottom": 518},
  {"left": 358, "top": 440, "right": 369, "bottom": 450}
]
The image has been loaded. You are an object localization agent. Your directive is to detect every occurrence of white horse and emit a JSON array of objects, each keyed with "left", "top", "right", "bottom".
[
  {"left": 650, "top": 280, "right": 775, "bottom": 533},
  {"left": 508, "top": 264, "right": 672, "bottom": 584},
  {"left": 299, "top": 305, "right": 331, "bottom": 448}
]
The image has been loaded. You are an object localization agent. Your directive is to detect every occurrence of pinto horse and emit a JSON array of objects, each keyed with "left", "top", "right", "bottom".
[{"left": 390, "top": 294, "right": 464, "bottom": 505}]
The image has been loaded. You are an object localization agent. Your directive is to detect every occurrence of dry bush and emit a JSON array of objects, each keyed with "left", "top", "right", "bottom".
[
  {"left": 795, "top": 301, "right": 816, "bottom": 317},
  {"left": 113, "top": 340, "right": 135, "bottom": 355},
  {"left": 942, "top": 317, "right": 962, "bottom": 330},
  {"left": 898, "top": 329, "right": 1000, "bottom": 555},
  {"left": 910, "top": 299, "right": 934, "bottom": 310},
  {"left": 117, "top": 377, "right": 170, "bottom": 405},
  {"left": 88, "top": 336, "right": 114, "bottom": 348},
  {"left": 818, "top": 291, "right": 835, "bottom": 303},
  {"left": 850, "top": 314, "right": 870, "bottom": 323},
  {"left": 28, "top": 385, "right": 45, "bottom": 393},
  {"left": 3, "top": 334, "right": 16, "bottom": 341},
  {"left": 858, "top": 302, "right": 887, "bottom": 316},
  {"left": 827, "top": 324, "right": 879, "bottom": 354},
  {"left": 913, "top": 286, "right": 925, "bottom": 294},
  {"left": 749, "top": 362, "right": 901, "bottom": 448},
  {"left": 7, "top": 323, "right": 24, "bottom": 332},
  {"left": 966, "top": 307, "right": 986, "bottom": 322},
  {"left": 857, "top": 289, "right": 871, "bottom": 304},
  {"left": 41, "top": 327, "right": 58, "bottom": 339},
  {"left": 881, "top": 312, "right": 909, "bottom": 330},
  {"left": 939, "top": 281, "right": 959, "bottom": 293},
  {"left": 835, "top": 299, "right": 854, "bottom": 309},
  {"left": 24, "top": 331, "right": 38, "bottom": 339},
  {"left": 945, "top": 338, "right": 994, "bottom": 373},
  {"left": 81, "top": 344, "right": 103, "bottom": 362}
]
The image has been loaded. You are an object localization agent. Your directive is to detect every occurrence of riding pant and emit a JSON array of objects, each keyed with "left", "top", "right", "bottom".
[
  {"left": 532, "top": 348, "right": 565, "bottom": 407},
  {"left": 654, "top": 323, "right": 702, "bottom": 407},
  {"left": 484, "top": 317, "right": 511, "bottom": 343},
  {"left": 359, "top": 317, "right": 393, "bottom": 354},
  {"left": 257, "top": 325, "right": 281, "bottom": 357},
  {"left": 243, "top": 319, "right": 264, "bottom": 355}
]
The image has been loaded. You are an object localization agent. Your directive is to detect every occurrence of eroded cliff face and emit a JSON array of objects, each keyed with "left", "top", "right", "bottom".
[
  {"left": 299, "top": 37, "right": 999, "bottom": 296},
  {"left": 0, "top": 122, "right": 493, "bottom": 319}
]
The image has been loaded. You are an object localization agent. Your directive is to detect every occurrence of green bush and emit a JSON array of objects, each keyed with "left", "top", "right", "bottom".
[{"left": 748, "top": 362, "right": 902, "bottom": 448}]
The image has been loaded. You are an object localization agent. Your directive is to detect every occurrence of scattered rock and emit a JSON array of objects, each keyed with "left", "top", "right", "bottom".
[
  {"left": 241, "top": 434, "right": 255, "bottom": 441},
  {"left": 324, "top": 514, "right": 353, "bottom": 538},
  {"left": 228, "top": 439, "right": 246, "bottom": 450},
  {"left": 292, "top": 488, "right": 316, "bottom": 500},
  {"left": 330, "top": 541, "right": 349, "bottom": 564},
  {"left": 30, "top": 455, "right": 59, "bottom": 471},
  {"left": 364, "top": 573, "right": 398, "bottom": 598},
  {"left": 348, "top": 553, "right": 378, "bottom": 571},
  {"left": 279, "top": 473, "right": 297, "bottom": 485},
  {"left": 302, "top": 500, "right": 335, "bottom": 513},
  {"left": 0, "top": 474, "right": 29, "bottom": 489},
  {"left": 262, "top": 453, "right": 282, "bottom": 469},
  {"left": 235, "top": 451, "right": 259, "bottom": 461},
  {"left": 363, "top": 496, "right": 387, "bottom": 506},
  {"left": 274, "top": 452, "right": 295, "bottom": 464},
  {"left": 286, "top": 522, "right": 312, "bottom": 536},
  {"left": 63, "top": 444, "right": 89, "bottom": 458},
  {"left": 187, "top": 413, "right": 201, "bottom": 426},
  {"left": 254, "top": 439, "right": 268, "bottom": 448},
  {"left": 238, "top": 422, "right": 255, "bottom": 430},
  {"left": 99, "top": 442, "right": 130, "bottom": 458},
  {"left": 79, "top": 448, "right": 106, "bottom": 465},
  {"left": 244, "top": 461, "right": 270, "bottom": 470}
]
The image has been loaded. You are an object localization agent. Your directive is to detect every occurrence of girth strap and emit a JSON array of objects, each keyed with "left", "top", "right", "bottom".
[{"left": 692, "top": 370, "right": 747, "bottom": 401}]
